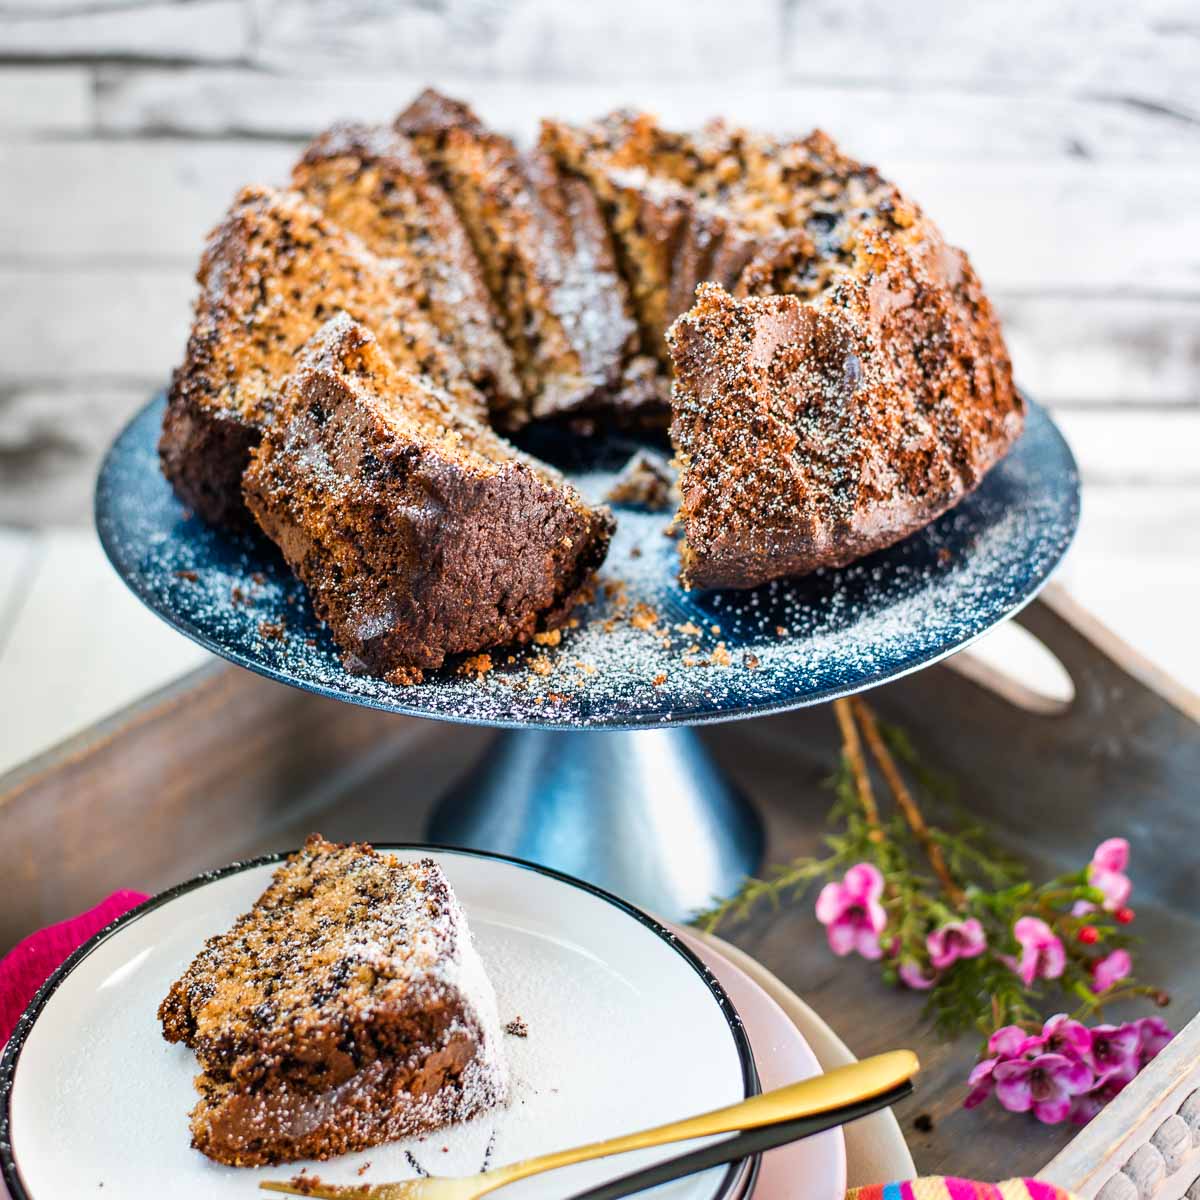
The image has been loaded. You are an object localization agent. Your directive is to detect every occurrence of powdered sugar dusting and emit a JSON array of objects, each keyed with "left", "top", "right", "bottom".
[{"left": 98, "top": 394, "right": 1078, "bottom": 730}]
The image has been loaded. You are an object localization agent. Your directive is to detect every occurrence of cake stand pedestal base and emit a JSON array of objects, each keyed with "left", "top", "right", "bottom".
[{"left": 427, "top": 727, "right": 764, "bottom": 919}]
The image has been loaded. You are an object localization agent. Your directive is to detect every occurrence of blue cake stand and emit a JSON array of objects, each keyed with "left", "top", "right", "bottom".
[{"left": 96, "top": 394, "right": 1079, "bottom": 917}]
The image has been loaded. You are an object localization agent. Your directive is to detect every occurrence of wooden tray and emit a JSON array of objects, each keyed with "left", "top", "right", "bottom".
[{"left": 2, "top": 583, "right": 1198, "bottom": 1191}]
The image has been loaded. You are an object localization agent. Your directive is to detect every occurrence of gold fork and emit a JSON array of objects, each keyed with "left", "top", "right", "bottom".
[{"left": 260, "top": 1049, "right": 918, "bottom": 1200}]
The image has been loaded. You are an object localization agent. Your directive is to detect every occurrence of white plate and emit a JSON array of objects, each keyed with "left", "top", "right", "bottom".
[
  {"left": 670, "top": 927, "right": 846, "bottom": 1200},
  {"left": 1, "top": 848, "right": 759, "bottom": 1200}
]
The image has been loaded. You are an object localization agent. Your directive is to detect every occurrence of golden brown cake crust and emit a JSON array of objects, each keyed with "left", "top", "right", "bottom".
[
  {"left": 292, "top": 122, "right": 523, "bottom": 424},
  {"left": 159, "top": 834, "right": 508, "bottom": 1166},
  {"left": 397, "top": 89, "right": 639, "bottom": 422},
  {"left": 242, "top": 315, "right": 614, "bottom": 677},
  {"left": 159, "top": 185, "right": 486, "bottom": 527},
  {"left": 668, "top": 247, "right": 1021, "bottom": 589}
]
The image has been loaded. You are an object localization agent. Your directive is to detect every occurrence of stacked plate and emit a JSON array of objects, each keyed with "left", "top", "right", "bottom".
[{"left": 1, "top": 848, "right": 906, "bottom": 1199}]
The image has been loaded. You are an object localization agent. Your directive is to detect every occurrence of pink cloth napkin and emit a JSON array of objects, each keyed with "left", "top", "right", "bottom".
[{"left": 0, "top": 891, "right": 148, "bottom": 1048}]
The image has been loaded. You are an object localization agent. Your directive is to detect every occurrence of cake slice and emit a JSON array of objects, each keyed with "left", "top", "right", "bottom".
[
  {"left": 159, "top": 835, "right": 508, "bottom": 1166},
  {"left": 396, "top": 89, "right": 638, "bottom": 421},
  {"left": 540, "top": 111, "right": 776, "bottom": 363},
  {"left": 242, "top": 314, "right": 613, "bottom": 681},
  {"left": 541, "top": 115, "right": 907, "bottom": 364},
  {"left": 667, "top": 271, "right": 1021, "bottom": 589},
  {"left": 291, "top": 122, "right": 523, "bottom": 427},
  {"left": 159, "top": 185, "right": 487, "bottom": 528}
]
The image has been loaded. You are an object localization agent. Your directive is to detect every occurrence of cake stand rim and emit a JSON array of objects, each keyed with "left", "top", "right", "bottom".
[{"left": 94, "top": 389, "right": 1080, "bottom": 733}]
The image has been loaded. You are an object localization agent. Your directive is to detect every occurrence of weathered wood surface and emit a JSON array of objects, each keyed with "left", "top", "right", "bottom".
[{"left": 2, "top": 586, "right": 1198, "bottom": 1183}]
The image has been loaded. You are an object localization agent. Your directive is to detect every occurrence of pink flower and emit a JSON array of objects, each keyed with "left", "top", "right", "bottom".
[
  {"left": 964, "top": 1056, "right": 1000, "bottom": 1109},
  {"left": 1136, "top": 1017, "right": 1173, "bottom": 1063},
  {"left": 1091, "top": 948, "right": 1132, "bottom": 993},
  {"left": 898, "top": 960, "right": 937, "bottom": 990},
  {"left": 1010, "top": 916, "right": 1066, "bottom": 986},
  {"left": 1069, "top": 1074, "right": 1128, "bottom": 1126},
  {"left": 927, "top": 918, "right": 987, "bottom": 969},
  {"left": 989, "top": 1025, "right": 1043, "bottom": 1059},
  {"left": 1089, "top": 1023, "right": 1140, "bottom": 1084},
  {"left": 1042, "top": 1014, "right": 1093, "bottom": 1065},
  {"left": 993, "top": 1052, "right": 1094, "bottom": 1124},
  {"left": 815, "top": 863, "right": 887, "bottom": 959},
  {"left": 1088, "top": 838, "right": 1132, "bottom": 912}
]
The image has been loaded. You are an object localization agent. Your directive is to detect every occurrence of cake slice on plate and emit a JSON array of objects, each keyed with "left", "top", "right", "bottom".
[
  {"left": 159, "top": 835, "right": 508, "bottom": 1166},
  {"left": 159, "top": 184, "right": 486, "bottom": 528},
  {"left": 292, "top": 121, "right": 524, "bottom": 428},
  {"left": 242, "top": 314, "right": 613, "bottom": 682}
]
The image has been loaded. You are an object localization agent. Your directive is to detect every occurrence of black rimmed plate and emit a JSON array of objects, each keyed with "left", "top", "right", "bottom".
[
  {"left": 96, "top": 394, "right": 1078, "bottom": 730},
  {"left": 0, "top": 846, "right": 784, "bottom": 1200}
]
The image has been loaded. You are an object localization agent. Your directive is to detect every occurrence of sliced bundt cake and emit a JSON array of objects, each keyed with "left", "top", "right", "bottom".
[
  {"left": 291, "top": 121, "right": 523, "bottom": 427},
  {"left": 242, "top": 315, "right": 613, "bottom": 681},
  {"left": 396, "top": 89, "right": 639, "bottom": 422},
  {"left": 543, "top": 110, "right": 1021, "bottom": 589},
  {"left": 159, "top": 185, "right": 486, "bottom": 528},
  {"left": 540, "top": 111, "right": 775, "bottom": 363}
]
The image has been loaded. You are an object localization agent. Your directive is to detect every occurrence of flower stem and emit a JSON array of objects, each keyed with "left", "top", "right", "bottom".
[
  {"left": 852, "top": 698, "right": 967, "bottom": 909},
  {"left": 833, "top": 698, "right": 884, "bottom": 840}
]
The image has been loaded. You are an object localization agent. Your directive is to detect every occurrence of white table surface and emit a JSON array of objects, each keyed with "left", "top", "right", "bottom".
[{"left": 1, "top": 0, "right": 1197, "bottom": 774}]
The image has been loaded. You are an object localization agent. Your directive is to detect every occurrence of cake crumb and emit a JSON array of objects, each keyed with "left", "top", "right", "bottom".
[
  {"left": 630, "top": 603, "right": 659, "bottom": 632},
  {"left": 174, "top": 569, "right": 198, "bottom": 583},
  {"left": 603, "top": 450, "right": 674, "bottom": 511},
  {"left": 530, "top": 656, "right": 553, "bottom": 677},
  {"left": 652, "top": 673, "right": 667, "bottom": 686},
  {"left": 258, "top": 619, "right": 286, "bottom": 641},
  {"left": 385, "top": 665, "right": 425, "bottom": 686},
  {"left": 458, "top": 653, "right": 494, "bottom": 678},
  {"left": 533, "top": 629, "right": 562, "bottom": 647},
  {"left": 711, "top": 641, "right": 732, "bottom": 667},
  {"left": 743, "top": 652, "right": 761, "bottom": 670},
  {"left": 504, "top": 1017, "right": 528, "bottom": 1038}
]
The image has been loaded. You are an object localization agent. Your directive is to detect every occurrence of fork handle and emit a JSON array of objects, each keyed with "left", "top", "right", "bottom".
[
  {"left": 485, "top": 1050, "right": 919, "bottom": 1192},
  {"left": 568, "top": 1081, "right": 914, "bottom": 1200}
]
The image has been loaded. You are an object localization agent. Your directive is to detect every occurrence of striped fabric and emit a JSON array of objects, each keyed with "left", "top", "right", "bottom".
[{"left": 848, "top": 1179, "right": 1077, "bottom": 1200}]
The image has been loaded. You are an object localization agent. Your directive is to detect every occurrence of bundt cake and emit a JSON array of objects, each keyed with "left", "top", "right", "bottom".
[
  {"left": 395, "top": 89, "right": 641, "bottom": 422},
  {"left": 542, "top": 110, "right": 1021, "bottom": 588},
  {"left": 242, "top": 315, "right": 614, "bottom": 682},
  {"left": 159, "top": 835, "right": 508, "bottom": 1165},
  {"left": 159, "top": 184, "right": 487, "bottom": 528},
  {"left": 539, "top": 111, "right": 774, "bottom": 363},
  {"left": 291, "top": 121, "right": 523, "bottom": 427},
  {"left": 159, "top": 89, "right": 1022, "bottom": 677}
]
